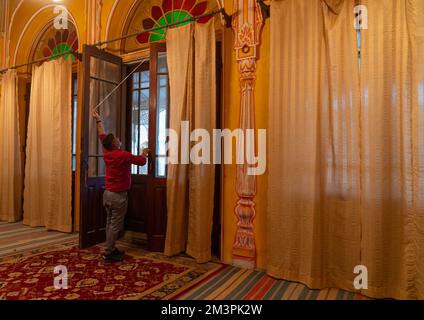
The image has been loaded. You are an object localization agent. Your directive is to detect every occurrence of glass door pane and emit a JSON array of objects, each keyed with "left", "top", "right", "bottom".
[
  {"left": 88, "top": 56, "right": 120, "bottom": 177},
  {"left": 155, "top": 53, "right": 169, "bottom": 178},
  {"left": 72, "top": 77, "right": 78, "bottom": 171},
  {"left": 131, "top": 90, "right": 139, "bottom": 174},
  {"left": 129, "top": 65, "right": 150, "bottom": 175}
]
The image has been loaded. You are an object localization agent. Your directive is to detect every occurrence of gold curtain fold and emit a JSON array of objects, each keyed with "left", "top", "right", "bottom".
[
  {"left": 323, "top": 0, "right": 345, "bottom": 14},
  {"left": 165, "top": 20, "right": 216, "bottom": 263},
  {"left": 186, "top": 21, "right": 217, "bottom": 263},
  {"left": 0, "top": 70, "right": 22, "bottom": 222},
  {"left": 267, "top": 0, "right": 362, "bottom": 292},
  {"left": 274, "top": 0, "right": 345, "bottom": 14},
  {"left": 359, "top": 0, "right": 424, "bottom": 299},
  {"left": 23, "top": 59, "right": 73, "bottom": 233},
  {"left": 165, "top": 23, "right": 193, "bottom": 256},
  {"left": 416, "top": 0, "right": 424, "bottom": 300},
  {"left": 268, "top": 0, "right": 424, "bottom": 299}
]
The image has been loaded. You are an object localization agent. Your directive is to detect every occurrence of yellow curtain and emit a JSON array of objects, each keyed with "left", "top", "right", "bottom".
[
  {"left": 360, "top": 0, "right": 424, "bottom": 299},
  {"left": 267, "top": 0, "right": 361, "bottom": 292},
  {"left": 0, "top": 70, "right": 22, "bottom": 222},
  {"left": 417, "top": 0, "right": 424, "bottom": 299},
  {"left": 23, "top": 59, "right": 73, "bottom": 233},
  {"left": 165, "top": 20, "right": 216, "bottom": 263},
  {"left": 268, "top": 0, "right": 424, "bottom": 299},
  {"left": 165, "top": 23, "right": 193, "bottom": 257},
  {"left": 186, "top": 21, "right": 217, "bottom": 263}
]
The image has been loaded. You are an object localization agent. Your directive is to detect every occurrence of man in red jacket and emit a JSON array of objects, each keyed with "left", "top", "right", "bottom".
[{"left": 93, "top": 111, "right": 149, "bottom": 262}]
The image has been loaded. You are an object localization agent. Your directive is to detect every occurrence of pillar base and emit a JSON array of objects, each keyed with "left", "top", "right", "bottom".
[{"left": 232, "top": 255, "right": 256, "bottom": 269}]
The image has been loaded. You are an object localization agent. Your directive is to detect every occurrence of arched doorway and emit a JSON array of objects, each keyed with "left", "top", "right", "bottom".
[{"left": 80, "top": 0, "right": 222, "bottom": 258}]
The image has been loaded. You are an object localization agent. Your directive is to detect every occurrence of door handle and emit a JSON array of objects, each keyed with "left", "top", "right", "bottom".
[
  {"left": 82, "top": 158, "right": 88, "bottom": 186},
  {"left": 148, "top": 153, "right": 153, "bottom": 175}
]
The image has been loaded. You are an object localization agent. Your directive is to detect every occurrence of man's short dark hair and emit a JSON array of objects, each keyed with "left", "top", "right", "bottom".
[{"left": 102, "top": 133, "right": 115, "bottom": 150}]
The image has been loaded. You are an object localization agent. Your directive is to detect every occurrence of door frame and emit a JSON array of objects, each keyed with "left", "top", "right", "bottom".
[
  {"left": 124, "top": 43, "right": 169, "bottom": 251},
  {"left": 78, "top": 41, "right": 223, "bottom": 256},
  {"left": 122, "top": 44, "right": 169, "bottom": 252},
  {"left": 122, "top": 41, "right": 223, "bottom": 256},
  {"left": 124, "top": 60, "right": 150, "bottom": 233},
  {"left": 146, "top": 43, "right": 168, "bottom": 252},
  {"left": 212, "top": 41, "right": 223, "bottom": 258},
  {"left": 79, "top": 44, "right": 124, "bottom": 248}
]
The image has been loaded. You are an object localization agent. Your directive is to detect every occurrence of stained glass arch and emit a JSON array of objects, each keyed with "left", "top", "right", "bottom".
[
  {"left": 122, "top": 0, "right": 216, "bottom": 53},
  {"left": 31, "top": 21, "right": 79, "bottom": 63}
]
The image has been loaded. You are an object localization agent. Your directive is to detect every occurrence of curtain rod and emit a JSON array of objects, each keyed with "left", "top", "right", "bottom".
[
  {"left": 0, "top": 8, "right": 231, "bottom": 75},
  {"left": 93, "top": 7, "right": 231, "bottom": 48},
  {"left": 0, "top": 51, "right": 80, "bottom": 75}
]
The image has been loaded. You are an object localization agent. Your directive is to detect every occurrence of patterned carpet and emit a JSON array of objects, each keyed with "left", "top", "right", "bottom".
[
  {"left": 174, "top": 265, "right": 371, "bottom": 300},
  {"left": 0, "top": 238, "right": 222, "bottom": 300},
  {"left": 0, "top": 222, "right": 78, "bottom": 258},
  {"left": 0, "top": 222, "right": 371, "bottom": 300}
]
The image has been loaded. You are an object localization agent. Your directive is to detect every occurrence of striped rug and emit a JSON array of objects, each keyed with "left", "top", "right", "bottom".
[
  {"left": 173, "top": 265, "right": 371, "bottom": 300},
  {"left": 0, "top": 221, "right": 78, "bottom": 258}
]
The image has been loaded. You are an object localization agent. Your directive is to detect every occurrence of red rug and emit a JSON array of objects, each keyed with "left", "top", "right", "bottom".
[{"left": 0, "top": 243, "right": 220, "bottom": 300}]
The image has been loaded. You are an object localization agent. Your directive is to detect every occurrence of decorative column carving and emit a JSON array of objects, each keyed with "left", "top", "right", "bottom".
[
  {"left": 1, "top": 0, "right": 10, "bottom": 68},
  {"left": 85, "top": 0, "right": 103, "bottom": 44},
  {"left": 231, "top": 0, "right": 264, "bottom": 269},
  {"left": 0, "top": 30, "right": 5, "bottom": 70}
]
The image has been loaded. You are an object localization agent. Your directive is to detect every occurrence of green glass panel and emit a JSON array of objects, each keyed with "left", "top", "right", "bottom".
[
  {"left": 152, "top": 27, "right": 165, "bottom": 35},
  {"left": 171, "top": 11, "right": 179, "bottom": 23},
  {"left": 150, "top": 33, "right": 165, "bottom": 42},
  {"left": 175, "top": 11, "right": 191, "bottom": 27},
  {"left": 148, "top": 11, "right": 193, "bottom": 43},
  {"left": 165, "top": 12, "right": 173, "bottom": 24},
  {"left": 157, "top": 17, "right": 167, "bottom": 32},
  {"left": 52, "top": 43, "right": 74, "bottom": 62}
]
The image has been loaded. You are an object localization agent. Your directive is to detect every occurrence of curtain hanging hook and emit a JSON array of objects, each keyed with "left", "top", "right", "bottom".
[
  {"left": 256, "top": 0, "right": 270, "bottom": 20},
  {"left": 220, "top": 8, "right": 233, "bottom": 28},
  {"left": 163, "top": 26, "right": 168, "bottom": 40}
]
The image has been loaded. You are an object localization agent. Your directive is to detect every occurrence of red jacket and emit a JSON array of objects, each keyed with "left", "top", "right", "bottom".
[{"left": 100, "top": 134, "right": 147, "bottom": 193}]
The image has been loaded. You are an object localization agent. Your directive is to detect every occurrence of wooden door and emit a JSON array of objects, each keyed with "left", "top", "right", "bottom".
[
  {"left": 79, "top": 45, "right": 124, "bottom": 248},
  {"left": 125, "top": 44, "right": 169, "bottom": 252},
  {"left": 125, "top": 42, "right": 223, "bottom": 255},
  {"left": 125, "top": 62, "right": 150, "bottom": 234},
  {"left": 146, "top": 44, "right": 169, "bottom": 252},
  {"left": 211, "top": 42, "right": 222, "bottom": 257}
]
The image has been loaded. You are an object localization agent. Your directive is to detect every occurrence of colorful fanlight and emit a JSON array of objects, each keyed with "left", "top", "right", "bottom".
[
  {"left": 136, "top": 0, "right": 212, "bottom": 44},
  {"left": 42, "top": 29, "right": 79, "bottom": 62}
]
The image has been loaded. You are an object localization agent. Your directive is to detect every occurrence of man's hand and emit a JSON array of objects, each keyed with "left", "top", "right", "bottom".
[
  {"left": 92, "top": 110, "right": 101, "bottom": 122},
  {"left": 93, "top": 110, "right": 106, "bottom": 135},
  {"left": 142, "top": 148, "right": 150, "bottom": 158}
]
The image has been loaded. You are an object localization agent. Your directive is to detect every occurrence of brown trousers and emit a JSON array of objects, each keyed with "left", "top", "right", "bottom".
[{"left": 103, "top": 190, "right": 128, "bottom": 255}]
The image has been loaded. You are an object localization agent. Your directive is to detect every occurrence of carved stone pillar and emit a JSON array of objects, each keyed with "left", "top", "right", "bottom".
[
  {"left": 1, "top": 0, "right": 10, "bottom": 68},
  {"left": 231, "top": 1, "right": 264, "bottom": 269},
  {"left": 85, "top": 0, "right": 103, "bottom": 45}
]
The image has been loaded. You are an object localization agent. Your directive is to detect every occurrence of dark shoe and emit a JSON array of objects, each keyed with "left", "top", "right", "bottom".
[
  {"left": 112, "top": 248, "right": 125, "bottom": 256},
  {"left": 118, "top": 230, "right": 126, "bottom": 240},
  {"left": 103, "top": 251, "right": 124, "bottom": 262}
]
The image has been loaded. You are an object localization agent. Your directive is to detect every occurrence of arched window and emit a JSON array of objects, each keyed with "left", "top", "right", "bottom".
[
  {"left": 31, "top": 22, "right": 79, "bottom": 62},
  {"left": 0, "top": 0, "right": 6, "bottom": 33},
  {"left": 123, "top": 0, "right": 213, "bottom": 53}
]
